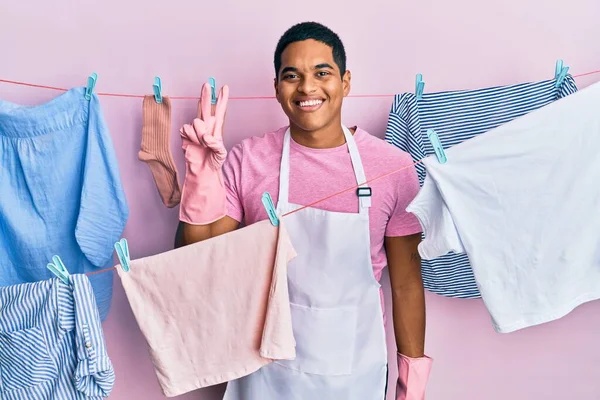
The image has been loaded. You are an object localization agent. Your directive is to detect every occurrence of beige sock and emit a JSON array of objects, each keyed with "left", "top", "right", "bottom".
[{"left": 138, "top": 96, "right": 181, "bottom": 208}]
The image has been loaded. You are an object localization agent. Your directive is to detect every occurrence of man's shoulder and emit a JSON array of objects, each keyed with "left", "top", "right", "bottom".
[
  {"left": 237, "top": 126, "right": 286, "bottom": 150},
  {"left": 229, "top": 126, "right": 286, "bottom": 158},
  {"left": 227, "top": 126, "right": 287, "bottom": 169}
]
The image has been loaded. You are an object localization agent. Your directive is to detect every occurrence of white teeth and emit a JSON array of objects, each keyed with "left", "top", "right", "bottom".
[{"left": 299, "top": 100, "right": 323, "bottom": 107}]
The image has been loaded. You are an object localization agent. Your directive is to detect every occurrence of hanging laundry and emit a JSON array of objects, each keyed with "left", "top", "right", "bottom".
[
  {"left": 139, "top": 95, "right": 181, "bottom": 208},
  {"left": 385, "top": 75, "right": 578, "bottom": 299},
  {"left": 406, "top": 81, "right": 600, "bottom": 333},
  {"left": 0, "top": 87, "right": 129, "bottom": 321},
  {"left": 0, "top": 274, "right": 115, "bottom": 399},
  {"left": 116, "top": 218, "right": 297, "bottom": 397}
]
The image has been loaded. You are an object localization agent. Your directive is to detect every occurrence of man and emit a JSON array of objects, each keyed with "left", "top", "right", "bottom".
[{"left": 175, "top": 21, "right": 432, "bottom": 400}]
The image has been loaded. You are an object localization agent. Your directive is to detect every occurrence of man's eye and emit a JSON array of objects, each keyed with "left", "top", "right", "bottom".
[
  {"left": 317, "top": 71, "right": 329, "bottom": 77},
  {"left": 284, "top": 74, "right": 298, "bottom": 79}
]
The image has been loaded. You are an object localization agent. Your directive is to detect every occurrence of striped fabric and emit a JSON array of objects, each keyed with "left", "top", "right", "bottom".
[
  {"left": 385, "top": 76, "right": 578, "bottom": 298},
  {"left": 0, "top": 274, "right": 114, "bottom": 399}
]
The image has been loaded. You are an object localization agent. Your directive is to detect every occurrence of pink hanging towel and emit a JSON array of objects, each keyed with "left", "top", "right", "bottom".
[{"left": 117, "top": 219, "right": 297, "bottom": 397}]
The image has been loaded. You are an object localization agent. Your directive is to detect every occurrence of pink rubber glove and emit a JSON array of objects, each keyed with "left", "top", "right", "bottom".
[
  {"left": 179, "top": 82, "right": 229, "bottom": 225},
  {"left": 396, "top": 352, "right": 433, "bottom": 400}
]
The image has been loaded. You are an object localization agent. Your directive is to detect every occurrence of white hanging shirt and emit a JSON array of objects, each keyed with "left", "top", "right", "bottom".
[{"left": 406, "top": 81, "right": 600, "bottom": 333}]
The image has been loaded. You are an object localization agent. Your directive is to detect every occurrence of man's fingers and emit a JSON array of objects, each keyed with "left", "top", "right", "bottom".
[
  {"left": 213, "top": 85, "right": 229, "bottom": 138},
  {"left": 198, "top": 82, "right": 212, "bottom": 121},
  {"left": 192, "top": 118, "right": 208, "bottom": 139},
  {"left": 202, "top": 133, "right": 226, "bottom": 152},
  {"left": 180, "top": 121, "right": 203, "bottom": 145},
  {"left": 203, "top": 135, "right": 228, "bottom": 169}
]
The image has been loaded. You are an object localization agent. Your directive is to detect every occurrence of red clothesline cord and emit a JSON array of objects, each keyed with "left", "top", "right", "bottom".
[
  {"left": 0, "top": 79, "right": 389, "bottom": 99},
  {"left": 1, "top": 69, "right": 599, "bottom": 100}
]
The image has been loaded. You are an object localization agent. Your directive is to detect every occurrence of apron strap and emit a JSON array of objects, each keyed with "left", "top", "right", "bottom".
[
  {"left": 278, "top": 131, "right": 291, "bottom": 206},
  {"left": 341, "top": 126, "right": 371, "bottom": 213}
]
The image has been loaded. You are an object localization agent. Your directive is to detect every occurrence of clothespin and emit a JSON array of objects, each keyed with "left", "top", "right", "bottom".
[
  {"left": 209, "top": 77, "right": 217, "bottom": 105},
  {"left": 427, "top": 129, "right": 447, "bottom": 164},
  {"left": 554, "top": 59, "right": 569, "bottom": 88},
  {"left": 47, "top": 255, "right": 70, "bottom": 285},
  {"left": 415, "top": 73, "right": 425, "bottom": 100},
  {"left": 114, "top": 238, "right": 131, "bottom": 272},
  {"left": 84, "top": 73, "right": 98, "bottom": 100},
  {"left": 261, "top": 192, "right": 279, "bottom": 226},
  {"left": 153, "top": 76, "right": 163, "bottom": 104}
]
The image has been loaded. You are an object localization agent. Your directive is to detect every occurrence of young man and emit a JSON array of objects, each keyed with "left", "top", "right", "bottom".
[{"left": 176, "top": 21, "right": 432, "bottom": 400}]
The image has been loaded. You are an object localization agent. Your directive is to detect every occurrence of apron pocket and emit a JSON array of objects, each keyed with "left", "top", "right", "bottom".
[
  {"left": 275, "top": 302, "right": 357, "bottom": 376},
  {"left": 0, "top": 326, "right": 58, "bottom": 393}
]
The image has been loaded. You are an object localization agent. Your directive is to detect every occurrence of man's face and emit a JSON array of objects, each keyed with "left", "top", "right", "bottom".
[{"left": 275, "top": 39, "right": 351, "bottom": 133}]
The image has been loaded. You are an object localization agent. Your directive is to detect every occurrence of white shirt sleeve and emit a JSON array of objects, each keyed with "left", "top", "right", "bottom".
[{"left": 405, "top": 174, "right": 466, "bottom": 259}]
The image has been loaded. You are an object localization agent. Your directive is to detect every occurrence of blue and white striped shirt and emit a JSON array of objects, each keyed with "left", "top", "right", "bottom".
[
  {"left": 0, "top": 274, "right": 115, "bottom": 399},
  {"left": 385, "top": 76, "right": 578, "bottom": 298}
]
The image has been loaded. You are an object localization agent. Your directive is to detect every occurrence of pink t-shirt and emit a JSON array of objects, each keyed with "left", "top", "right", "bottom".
[{"left": 223, "top": 125, "right": 423, "bottom": 284}]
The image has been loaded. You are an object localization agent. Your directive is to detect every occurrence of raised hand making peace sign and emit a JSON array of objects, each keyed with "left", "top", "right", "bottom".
[{"left": 179, "top": 81, "right": 230, "bottom": 225}]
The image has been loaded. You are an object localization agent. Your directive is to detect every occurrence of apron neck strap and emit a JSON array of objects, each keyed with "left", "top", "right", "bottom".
[{"left": 278, "top": 125, "right": 371, "bottom": 212}]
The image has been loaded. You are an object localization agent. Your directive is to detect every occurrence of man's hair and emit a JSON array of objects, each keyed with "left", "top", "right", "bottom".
[{"left": 274, "top": 21, "right": 346, "bottom": 80}]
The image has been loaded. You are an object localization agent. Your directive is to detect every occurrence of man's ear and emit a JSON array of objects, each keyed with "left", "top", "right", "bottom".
[
  {"left": 342, "top": 70, "right": 351, "bottom": 97},
  {"left": 274, "top": 77, "right": 281, "bottom": 104}
]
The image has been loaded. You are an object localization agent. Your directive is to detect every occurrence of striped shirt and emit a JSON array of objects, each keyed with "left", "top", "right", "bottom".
[
  {"left": 385, "top": 76, "right": 578, "bottom": 298},
  {"left": 0, "top": 274, "right": 114, "bottom": 399}
]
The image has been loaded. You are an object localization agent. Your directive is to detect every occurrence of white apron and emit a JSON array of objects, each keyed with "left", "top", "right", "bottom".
[{"left": 223, "top": 125, "right": 388, "bottom": 400}]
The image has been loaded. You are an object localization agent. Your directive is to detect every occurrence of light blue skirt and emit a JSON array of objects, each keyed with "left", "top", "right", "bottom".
[{"left": 0, "top": 87, "right": 129, "bottom": 321}]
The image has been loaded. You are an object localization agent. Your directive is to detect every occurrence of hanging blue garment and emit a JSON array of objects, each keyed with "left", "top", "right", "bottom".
[
  {"left": 0, "top": 87, "right": 129, "bottom": 320},
  {"left": 0, "top": 274, "right": 115, "bottom": 399},
  {"left": 385, "top": 75, "right": 578, "bottom": 299}
]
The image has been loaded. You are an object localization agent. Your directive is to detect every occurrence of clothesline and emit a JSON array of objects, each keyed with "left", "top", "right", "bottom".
[
  {"left": 5, "top": 68, "right": 596, "bottom": 278},
  {"left": 1, "top": 68, "right": 600, "bottom": 100},
  {"left": 84, "top": 68, "right": 600, "bottom": 277},
  {"left": 85, "top": 158, "right": 426, "bottom": 277}
]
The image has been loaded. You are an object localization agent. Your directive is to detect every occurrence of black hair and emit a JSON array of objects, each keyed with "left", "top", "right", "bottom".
[{"left": 274, "top": 21, "right": 347, "bottom": 80}]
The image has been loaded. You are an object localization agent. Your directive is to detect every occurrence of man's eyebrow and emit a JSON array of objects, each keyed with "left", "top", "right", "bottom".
[
  {"left": 280, "top": 66, "right": 298, "bottom": 75},
  {"left": 280, "top": 63, "right": 335, "bottom": 76},
  {"left": 315, "top": 63, "right": 334, "bottom": 69}
]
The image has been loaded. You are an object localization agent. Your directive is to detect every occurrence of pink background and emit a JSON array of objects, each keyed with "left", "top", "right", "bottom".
[{"left": 2, "top": 1, "right": 600, "bottom": 399}]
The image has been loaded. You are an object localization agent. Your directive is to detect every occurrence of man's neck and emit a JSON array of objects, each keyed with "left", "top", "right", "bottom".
[{"left": 290, "top": 121, "right": 353, "bottom": 149}]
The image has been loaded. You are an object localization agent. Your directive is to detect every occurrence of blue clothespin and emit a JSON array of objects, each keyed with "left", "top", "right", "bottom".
[
  {"left": 415, "top": 73, "right": 425, "bottom": 100},
  {"left": 114, "top": 238, "right": 131, "bottom": 272},
  {"left": 84, "top": 72, "right": 98, "bottom": 100},
  {"left": 261, "top": 192, "right": 279, "bottom": 226},
  {"left": 47, "top": 255, "right": 70, "bottom": 285},
  {"left": 427, "top": 129, "right": 447, "bottom": 164},
  {"left": 153, "top": 76, "right": 163, "bottom": 104},
  {"left": 554, "top": 59, "right": 569, "bottom": 88},
  {"left": 209, "top": 77, "right": 217, "bottom": 105}
]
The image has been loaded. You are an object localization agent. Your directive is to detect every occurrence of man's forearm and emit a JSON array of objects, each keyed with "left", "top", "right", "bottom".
[
  {"left": 391, "top": 276, "right": 426, "bottom": 358},
  {"left": 385, "top": 234, "right": 427, "bottom": 358}
]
